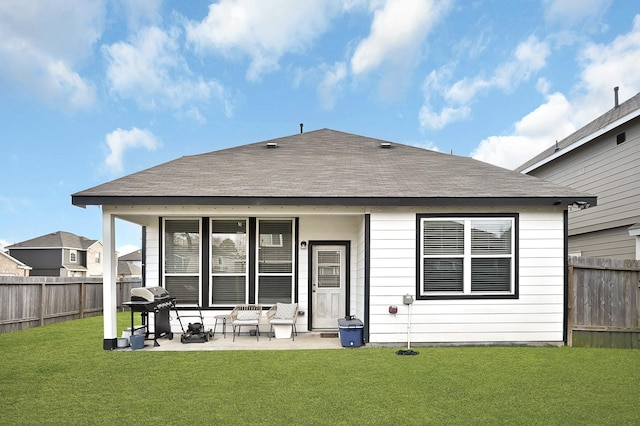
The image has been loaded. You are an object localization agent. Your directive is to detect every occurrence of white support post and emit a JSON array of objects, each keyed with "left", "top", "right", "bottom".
[{"left": 102, "top": 210, "right": 118, "bottom": 350}]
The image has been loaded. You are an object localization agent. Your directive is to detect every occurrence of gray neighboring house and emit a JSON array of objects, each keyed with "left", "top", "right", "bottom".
[
  {"left": 7, "top": 231, "right": 103, "bottom": 277},
  {"left": 517, "top": 90, "right": 640, "bottom": 260},
  {"left": 72, "top": 129, "right": 596, "bottom": 350}
]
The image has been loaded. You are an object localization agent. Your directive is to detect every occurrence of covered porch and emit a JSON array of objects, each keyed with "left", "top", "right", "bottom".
[{"left": 101, "top": 205, "right": 369, "bottom": 350}]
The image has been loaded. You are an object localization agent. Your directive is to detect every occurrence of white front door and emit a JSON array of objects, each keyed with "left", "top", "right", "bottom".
[{"left": 311, "top": 244, "right": 346, "bottom": 329}]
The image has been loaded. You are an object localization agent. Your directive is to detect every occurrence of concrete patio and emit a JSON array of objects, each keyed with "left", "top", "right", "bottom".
[{"left": 129, "top": 330, "right": 348, "bottom": 351}]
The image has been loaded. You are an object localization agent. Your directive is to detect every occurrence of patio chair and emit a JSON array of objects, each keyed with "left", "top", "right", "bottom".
[
  {"left": 266, "top": 303, "right": 298, "bottom": 341},
  {"left": 230, "top": 304, "right": 262, "bottom": 341}
]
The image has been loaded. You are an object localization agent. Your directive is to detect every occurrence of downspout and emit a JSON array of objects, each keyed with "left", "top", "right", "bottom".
[
  {"left": 363, "top": 214, "right": 370, "bottom": 344},
  {"left": 563, "top": 209, "right": 569, "bottom": 346}
]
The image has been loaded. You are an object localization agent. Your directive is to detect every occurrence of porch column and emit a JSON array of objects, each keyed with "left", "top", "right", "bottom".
[{"left": 102, "top": 210, "right": 117, "bottom": 350}]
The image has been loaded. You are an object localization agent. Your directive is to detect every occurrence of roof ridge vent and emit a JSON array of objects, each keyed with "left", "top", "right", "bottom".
[
  {"left": 266, "top": 142, "right": 278, "bottom": 148},
  {"left": 380, "top": 142, "right": 392, "bottom": 149}
]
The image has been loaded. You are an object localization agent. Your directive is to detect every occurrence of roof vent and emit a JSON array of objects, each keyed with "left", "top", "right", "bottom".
[
  {"left": 380, "top": 142, "right": 392, "bottom": 149},
  {"left": 266, "top": 142, "right": 278, "bottom": 148},
  {"left": 614, "top": 86, "right": 619, "bottom": 108}
]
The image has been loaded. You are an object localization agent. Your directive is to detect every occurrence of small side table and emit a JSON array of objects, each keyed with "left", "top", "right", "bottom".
[{"left": 213, "top": 314, "right": 230, "bottom": 338}]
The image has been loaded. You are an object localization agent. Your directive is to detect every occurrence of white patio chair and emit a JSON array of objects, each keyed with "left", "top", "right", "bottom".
[
  {"left": 230, "top": 304, "right": 262, "bottom": 341},
  {"left": 266, "top": 303, "right": 298, "bottom": 340}
]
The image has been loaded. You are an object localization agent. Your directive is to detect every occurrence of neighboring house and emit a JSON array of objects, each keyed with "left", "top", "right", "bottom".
[
  {"left": 118, "top": 249, "right": 142, "bottom": 278},
  {"left": 517, "top": 90, "right": 640, "bottom": 260},
  {"left": 72, "top": 129, "right": 596, "bottom": 350},
  {"left": 7, "top": 231, "right": 103, "bottom": 277},
  {"left": 0, "top": 251, "right": 32, "bottom": 276}
]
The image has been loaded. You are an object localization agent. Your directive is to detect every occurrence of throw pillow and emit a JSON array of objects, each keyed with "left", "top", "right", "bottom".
[
  {"left": 274, "top": 303, "right": 297, "bottom": 319},
  {"left": 237, "top": 310, "right": 258, "bottom": 321}
]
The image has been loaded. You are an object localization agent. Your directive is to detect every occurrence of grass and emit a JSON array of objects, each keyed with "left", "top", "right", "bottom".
[{"left": 0, "top": 314, "right": 638, "bottom": 425}]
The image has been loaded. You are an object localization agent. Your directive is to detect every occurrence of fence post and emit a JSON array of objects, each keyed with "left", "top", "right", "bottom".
[
  {"left": 79, "top": 281, "right": 85, "bottom": 319},
  {"left": 39, "top": 281, "right": 45, "bottom": 327},
  {"left": 567, "top": 265, "right": 574, "bottom": 347}
]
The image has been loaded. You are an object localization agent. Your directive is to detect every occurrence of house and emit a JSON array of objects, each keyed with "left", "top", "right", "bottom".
[
  {"left": 71, "top": 129, "right": 596, "bottom": 350},
  {"left": 516, "top": 90, "right": 640, "bottom": 260},
  {"left": 7, "top": 231, "right": 103, "bottom": 277},
  {"left": 118, "top": 249, "right": 142, "bottom": 279},
  {"left": 0, "top": 250, "right": 32, "bottom": 276}
]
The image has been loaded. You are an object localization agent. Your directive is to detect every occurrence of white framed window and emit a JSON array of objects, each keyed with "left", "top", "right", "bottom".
[
  {"left": 69, "top": 250, "right": 77, "bottom": 263},
  {"left": 257, "top": 219, "right": 294, "bottom": 304},
  {"left": 164, "top": 218, "right": 201, "bottom": 305},
  {"left": 95, "top": 252, "right": 101, "bottom": 264},
  {"left": 210, "top": 219, "right": 248, "bottom": 305},
  {"left": 417, "top": 214, "right": 518, "bottom": 299}
]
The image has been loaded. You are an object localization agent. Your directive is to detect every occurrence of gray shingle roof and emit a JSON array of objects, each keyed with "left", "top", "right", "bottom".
[
  {"left": 118, "top": 249, "right": 141, "bottom": 261},
  {"left": 516, "top": 91, "right": 640, "bottom": 172},
  {"left": 73, "top": 129, "right": 595, "bottom": 207},
  {"left": 8, "top": 231, "right": 97, "bottom": 250}
]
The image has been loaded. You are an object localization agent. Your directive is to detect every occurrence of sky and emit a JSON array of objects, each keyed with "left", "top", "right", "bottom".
[{"left": 1, "top": 0, "right": 640, "bottom": 256}]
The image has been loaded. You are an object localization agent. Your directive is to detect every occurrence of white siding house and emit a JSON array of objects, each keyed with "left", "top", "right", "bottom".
[{"left": 72, "top": 129, "right": 595, "bottom": 350}]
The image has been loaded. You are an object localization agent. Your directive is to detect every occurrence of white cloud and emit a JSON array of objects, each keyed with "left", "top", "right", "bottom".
[
  {"left": 473, "top": 13, "right": 640, "bottom": 170},
  {"left": 350, "top": 0, "right": 451, "bottom": 100},
  {"left": 419, "top": 105, "right": 471, "bottom": 131},
  {"left": 448, "top": 36, "right": 550, "bottom": 104},
  {"left": 186, "top": 0, "right": 337, "bottom": 82},
  {"left": 104, "top": 26, "right": 230, "bottom": 117},
  {"left": 573, "top": 14, "right": 640, "bottom": 123},
  {"left": 420, "top": 35, "right": 550, "bottom": 130},
  {"left": 350, "top": 0, "right": 451, "bottom": 76},
  {"left": 0, "top": 0, "right": 103, "bottom": 110},
  {"left": 104, "top": 128, "right": 160, "bottom": 174},
  {"left": 411, "top": 140, "right": 441, "bottom": 152},
  {"left": 318, "top": 62, "right": 348, "bottom": 110},
  {"left": 471, "top": 92, "right": 575, "bottom": 169},
  {"left": 543, "top": 0, "right": 611, "bottom": 27},
  {"left": 119, "top": 0, "right": 163, "bottom": 30},
  {"left": 117, "top": 244, "right": 140, "bottom": 256}
]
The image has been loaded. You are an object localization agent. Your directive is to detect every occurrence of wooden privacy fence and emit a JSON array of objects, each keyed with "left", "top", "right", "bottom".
[
  {"left": 568, "top": 256, "right": 640, "bottom": 349},
  {"left": 0, "top": 277, "right": 141, "bottom": 334}
]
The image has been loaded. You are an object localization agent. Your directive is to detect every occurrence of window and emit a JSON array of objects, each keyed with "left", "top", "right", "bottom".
[
  {"left": 257, "top": 219, "right": 294, "bottom": 304},
  {"left": 95, "top": 252, "right": 101, "bottom": 264},
  {"left": 164, "top": 219, "right": 201, "bottom": 305},
  {"left": 417, "top": 215, "right": 517, "bottom": 299},
  {"left": 69, "top": 250, "right": 77, "bottom": 263},
  {"left": 211, "top": 219, "right": 247, "bottom": 305}
]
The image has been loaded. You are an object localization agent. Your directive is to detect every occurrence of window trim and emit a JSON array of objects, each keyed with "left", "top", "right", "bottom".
[
  {"left": 416, "top": 213, "right": 519, "bottom": 300},
  {"left": 69, "top": 249, "right": 77, "bottom": 263},
  {"left": 209, "top": 218, "right": 249, "bottom": 307},
  {"left": 162, "top": 217, "right": 202, "bottom": 306},
  {"left": 256, "top": 218, "right": 295, "bottom": 304}
]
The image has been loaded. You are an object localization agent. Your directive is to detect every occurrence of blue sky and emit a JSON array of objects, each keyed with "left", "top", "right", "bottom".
[{"left": 1, "top": 0, "right": 639, "bottom": 255}]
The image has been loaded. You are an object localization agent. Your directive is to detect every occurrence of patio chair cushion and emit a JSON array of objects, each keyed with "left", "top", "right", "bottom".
[
  {"left": 236, "top": 310, "right": 259, "bottom": 321},
  {"left": 274, "top": 303, "right": 297, "bottom": 319}
]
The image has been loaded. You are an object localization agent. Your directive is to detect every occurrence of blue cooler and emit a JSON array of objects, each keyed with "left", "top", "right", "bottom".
[{"left": 338, "top": 317, "right": 364, "bottom": 347}]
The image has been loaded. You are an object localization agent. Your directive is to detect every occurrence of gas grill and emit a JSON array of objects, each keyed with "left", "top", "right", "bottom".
[{"left": 123, "top": 287, "right": 175, "bottom": 347}]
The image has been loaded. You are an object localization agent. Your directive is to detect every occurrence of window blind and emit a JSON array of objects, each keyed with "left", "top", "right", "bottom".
[
  {"left": 258, "top": 220, "right": 292, "bottom": 273},
  {"left": 165, "top": 220, "right": 200, "bottom": 274},
  {"left": 423, "top": 220, "right": 464, "bottom": 255}
]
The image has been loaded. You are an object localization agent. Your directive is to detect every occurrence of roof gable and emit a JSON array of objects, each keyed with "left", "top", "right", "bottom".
[
  {"left": 73, "top": 129, "right": 595, "bottom": 207},
  {"left": 516, "top": 91, "right": 640, "bottom": 172},
  {"left": 8, "top": 231, "right": 97, "bottom": 250}
]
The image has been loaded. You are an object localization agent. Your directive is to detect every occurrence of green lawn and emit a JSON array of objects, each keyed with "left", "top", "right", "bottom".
[{"left": 0, "top": 314, "right": 638, "bottom": 425}]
